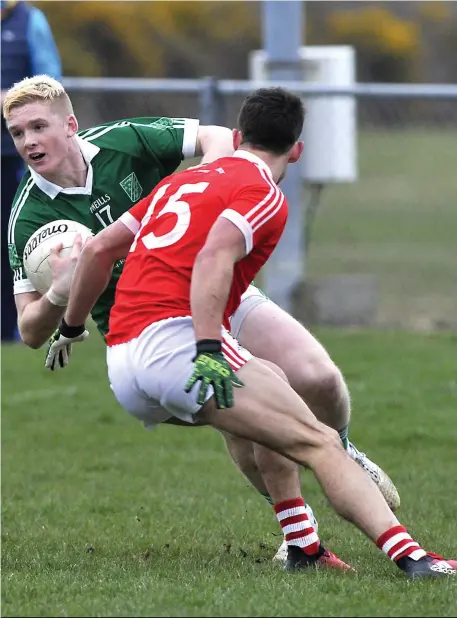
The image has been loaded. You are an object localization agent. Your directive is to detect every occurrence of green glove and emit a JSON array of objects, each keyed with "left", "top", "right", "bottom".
[{"left": 185, "top": 339, "right": 244, "bottom": 409}]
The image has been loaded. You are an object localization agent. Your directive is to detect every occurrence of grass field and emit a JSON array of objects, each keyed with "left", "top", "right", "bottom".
[
  {"left": 2, "top": 328, "right": 457, "bottom": 617},
  {"left": 306, "top": 129, "right": 457, "bottom": 328}
]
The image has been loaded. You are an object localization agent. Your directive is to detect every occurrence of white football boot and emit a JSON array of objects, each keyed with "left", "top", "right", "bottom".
[{"left": 347, "top": 442, "right": 400, "bottom": 511}]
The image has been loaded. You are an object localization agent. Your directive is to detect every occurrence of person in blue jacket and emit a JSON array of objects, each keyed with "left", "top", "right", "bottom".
[{"left": 1, "top": 0, "right": 61, "bottom": 341}]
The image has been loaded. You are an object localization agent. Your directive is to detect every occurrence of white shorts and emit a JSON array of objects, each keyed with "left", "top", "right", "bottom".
[
  {"left": 229, "top": 284, "right": 269, "bottom": 339},
  {"left": 106, "top": 316, "right": 252, "bottom": 429}
]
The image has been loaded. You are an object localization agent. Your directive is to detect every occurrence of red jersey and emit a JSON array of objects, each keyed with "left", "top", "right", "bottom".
[{"left": 106, "top": 150, "right": 288, "bottom": 346}]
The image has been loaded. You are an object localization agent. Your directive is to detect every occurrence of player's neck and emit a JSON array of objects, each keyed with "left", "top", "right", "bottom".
[
  {"left": 239, "top": 147, "right": 285, "bottom": 184},
  {"left": 41, "top": 140, "right": 88, "bottom": 189}
]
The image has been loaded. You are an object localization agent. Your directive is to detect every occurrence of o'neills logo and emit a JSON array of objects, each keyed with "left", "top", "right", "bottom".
[{"left": 25, "top": 223, "right": 69, "bottom": 259}]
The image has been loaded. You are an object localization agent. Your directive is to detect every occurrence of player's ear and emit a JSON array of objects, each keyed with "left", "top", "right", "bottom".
[
  {"left": 232, "top": 129, "right": 242, "bottom": 151},
  {"left": 288, "top": 141, "right": 304, "bottom": 164},
  {"left": 67, "top": 114, "right": 79, "bottom": 138}
]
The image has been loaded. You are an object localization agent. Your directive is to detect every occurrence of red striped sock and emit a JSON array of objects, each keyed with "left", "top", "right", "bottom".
[
  {"left": 376, "top": 525, "right": 426, "bottom": 562},
  {"left": 274, "top": 497, "right": 320, "bottom": 556}
]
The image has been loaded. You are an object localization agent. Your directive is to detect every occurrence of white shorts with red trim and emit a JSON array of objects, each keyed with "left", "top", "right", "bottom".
[{"left": 106, "top": 316, "right": 252, "bottom": 429}]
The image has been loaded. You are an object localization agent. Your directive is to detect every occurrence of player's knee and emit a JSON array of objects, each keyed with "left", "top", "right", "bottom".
[
  {"left": 288, "top": 420, "right": 342, "bottom": 470},
  {"left": 308, "top": 422, "right": 344, "bottom": 467},
  {"left": 320, "top": 423, "right": 343, "bottom": 449},
  {"left": 295, "top": 358, "right": 347, "bottom": 410}
]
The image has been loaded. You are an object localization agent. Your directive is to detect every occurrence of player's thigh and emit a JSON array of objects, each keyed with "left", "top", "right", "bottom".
[
  {"left": 234, "top": 293, "right": 334, "bottom": 393},
  {"left": 199, "top": 356, "right": 339, "bottom": 464}
]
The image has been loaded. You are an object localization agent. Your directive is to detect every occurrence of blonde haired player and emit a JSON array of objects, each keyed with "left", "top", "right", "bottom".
[{"left": 6, "top": 75, "right": 397, "bottom": 564}]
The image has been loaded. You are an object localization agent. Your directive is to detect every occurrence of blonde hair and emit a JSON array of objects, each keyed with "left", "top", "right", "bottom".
[{"left": 2, "top": 75, "right": 74, "bottom": 120}]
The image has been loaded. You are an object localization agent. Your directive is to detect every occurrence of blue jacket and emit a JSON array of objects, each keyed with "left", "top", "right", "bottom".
[{"left": 1, "top": 1, "right": 62, "bottom": 156}]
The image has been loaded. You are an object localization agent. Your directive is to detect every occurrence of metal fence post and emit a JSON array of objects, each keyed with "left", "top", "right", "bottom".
[
  {"left": 261, "top": 0, "right": 305, "bottom": 313},
  {"left": 199, "top": 76, "right": 223, "bottom": 126}
]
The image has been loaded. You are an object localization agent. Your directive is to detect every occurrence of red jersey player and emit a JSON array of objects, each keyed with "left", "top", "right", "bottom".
[
  {"left": 61, "top": 87, "right": 456, "bottom": 579},
  {"left": 106, "top": 151, "right": 288, "bottom": 350}
]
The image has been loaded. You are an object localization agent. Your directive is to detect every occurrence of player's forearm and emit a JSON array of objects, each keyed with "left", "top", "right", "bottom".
[
  {"left": 18, "top": 296, "right": 66, "bottom": 349},
  {"left": 191, "top": 248, "right": 234, "bottom": 341},
  {"left": 65, "top": 246, "right": 113, "bottom": 327},
  {"left": 196, "top": 126, "right": 234, "bottom": 164}
]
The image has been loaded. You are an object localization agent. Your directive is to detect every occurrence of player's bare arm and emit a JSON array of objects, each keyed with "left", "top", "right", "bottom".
[
  {"left": 15, "top": 291, "right": 65, "bottom": 349},
  {"left": 191, "top": 217, "right": 246, "bottom": 341},
  {"left": 195, "top": 125, "right": 234, "bottom": 162},
  {"left": 65, "top": 221, "right": 135, "bottom": 328},
  {"left": 186, "top": 217, "right": 249, "bottom": 408},
  {"left": 45, "top": 222, "right": 134, "bottom": 371},
  {"left": 15, "top": 236, "right": 83, "bottom": 348}
]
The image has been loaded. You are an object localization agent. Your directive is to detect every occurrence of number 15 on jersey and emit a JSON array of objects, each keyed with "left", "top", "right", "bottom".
[{"left": 131, "top": 182, "right": 209, "bottom": 252}]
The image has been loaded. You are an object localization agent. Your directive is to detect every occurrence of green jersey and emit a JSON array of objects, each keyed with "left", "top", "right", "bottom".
[{"left": 8, "top": 116, "right": 199, "bottom": 336}]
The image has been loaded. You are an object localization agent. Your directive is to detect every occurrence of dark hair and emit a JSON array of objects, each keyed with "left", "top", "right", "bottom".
[{"left": 237, "top": 87, "right": 305, "bottom": 155}]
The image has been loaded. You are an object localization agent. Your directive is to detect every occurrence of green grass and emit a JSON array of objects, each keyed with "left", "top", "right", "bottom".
[
  {"left": 306, "top": 129, "right": 457, "bottom": 327},
  {"left": 2, "top": 329, "right": 457, "bottom": 616}
]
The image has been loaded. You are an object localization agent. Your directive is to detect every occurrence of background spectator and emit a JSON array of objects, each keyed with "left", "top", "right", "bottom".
[{"left": 1, "top": 0, "right": 61, "bottom": 342}]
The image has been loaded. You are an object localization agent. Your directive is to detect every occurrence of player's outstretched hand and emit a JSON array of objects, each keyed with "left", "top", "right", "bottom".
[
  {"left": 184, "top": 340, "right": 244, "bottom": 409},
  {"left": 45, "top": 319, "right": 89, "bottom": 371}
]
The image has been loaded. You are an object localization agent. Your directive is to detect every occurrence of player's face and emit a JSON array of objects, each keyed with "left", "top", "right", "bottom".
[{"left": 7, "top": 102, "right": 77, "bottom": 176}]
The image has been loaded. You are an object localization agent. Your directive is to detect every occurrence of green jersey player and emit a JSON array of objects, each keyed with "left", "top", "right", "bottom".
[
  {"left": 8, "top": 114, "right": 218, "bottom": 338},
  {"left": 4, "top": 75, "right": 399, "bottom": 567}
]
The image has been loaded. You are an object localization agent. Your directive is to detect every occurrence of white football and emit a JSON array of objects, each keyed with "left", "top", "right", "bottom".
[{"left": 23, "top": 219, "right": 93, "bottom": 295}]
